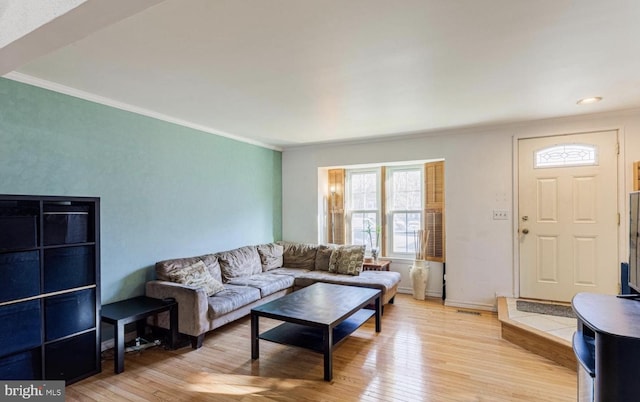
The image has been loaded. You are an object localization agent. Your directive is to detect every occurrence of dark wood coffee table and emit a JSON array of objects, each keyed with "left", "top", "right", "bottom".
[{"left": 251, "top": 282, "right": 381, "bottom": 381}]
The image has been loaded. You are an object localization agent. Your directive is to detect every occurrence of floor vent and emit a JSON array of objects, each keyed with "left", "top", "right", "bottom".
[{"left": 456, "top": 309, "right": 481, "bottom": 316}]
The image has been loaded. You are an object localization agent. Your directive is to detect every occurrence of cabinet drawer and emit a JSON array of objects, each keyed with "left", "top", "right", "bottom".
[
  {"left": 0, "top": 251, "right": 40, "bottom": 303},
  {"left": 0, "top": 300, "right": 42, "bottom": 358},
  {"left": 0, "top": 348, "right": 41, "bottom": 380},
  {"left": 45, "top": 289, "right": 96, "bottom": 341},
  {"left": 43, "top": 206, "right": 89, "bottom": 246},
  {"left": 44, "top": 246, "right": 94, "bottom": 293},
  {"left": 45, "top": 331, "right": 97, "bottom": 382},
  {"left": 0, "top": 216, "right": 37, "bottom": 251}
]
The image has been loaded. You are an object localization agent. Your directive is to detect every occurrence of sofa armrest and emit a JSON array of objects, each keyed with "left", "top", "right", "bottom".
[{"left": 145, "top": 280, "right": 210, "bottom": 337}]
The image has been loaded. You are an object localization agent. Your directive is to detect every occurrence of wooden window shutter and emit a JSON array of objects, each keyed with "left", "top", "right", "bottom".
[
  {"left": 424, "top": 161, "right": 445, "bottom": 262},
  {"left": 328, "top": 169, "right": 345, "bottom": 244}
]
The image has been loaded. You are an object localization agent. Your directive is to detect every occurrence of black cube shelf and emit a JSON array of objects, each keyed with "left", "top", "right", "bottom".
[{"left": 0, "top": 195, "right": 100, "bottom": 384}]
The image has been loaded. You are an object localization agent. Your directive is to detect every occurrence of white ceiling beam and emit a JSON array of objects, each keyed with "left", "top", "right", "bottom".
[{"left": 0, "top": 0, "right": 165, "bottom": 75}]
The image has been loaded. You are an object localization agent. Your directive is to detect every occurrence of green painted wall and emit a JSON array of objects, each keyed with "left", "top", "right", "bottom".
[{"left": 0, "top": 78, "right": 282, "bottom": 303}]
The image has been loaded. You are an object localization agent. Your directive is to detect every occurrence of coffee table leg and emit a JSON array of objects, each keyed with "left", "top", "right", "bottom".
[
  {"left": 323, "top": 327, "right": 333, "bottom": 381},
  {"left": 251, "top": 312, "right": 259, "bottom": 359},
  {"left": 375, "top": 295, "right": 381, "bottom": 333}
]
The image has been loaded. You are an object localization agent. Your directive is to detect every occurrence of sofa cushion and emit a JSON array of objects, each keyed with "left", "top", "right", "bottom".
[
  {"left": 257, "top": 243, "right": 284, "bottom": 271},
  {"left": 227, "top": 273, "right": 294, "bottom": 297},
  {"left": 315, "top": 244, "right": 336, "bottom": 271},
  {"left": 166, "top": 260, "right": 225, "bottom": 296},
  {"left": 279, "top": 242, "right": 318, "bottom": 270},
  {"left": 155, "top": 253, "right": 222, "bottom": 283},
  {"left": 216, "top": 245, "right": 262, "bottom": 282},
  {"left": 328, "top": 245, "right": 365, "bottom": 275},
  {"left": 294, "top": 270, "right": 401, "bottom": 294},
  {"left": 267, "top": 267, "right": 311, "bottom": 278},
  {"left": 207, "top": 284, "right": 261, "bottom": 318}
]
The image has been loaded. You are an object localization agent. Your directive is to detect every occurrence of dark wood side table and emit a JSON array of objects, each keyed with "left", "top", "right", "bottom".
[
  {"left": 362, "top": 259, "right": 391, "bottom": 271},
  {"left": 101, "top": 296, "right": 178, "bottom": 374}
]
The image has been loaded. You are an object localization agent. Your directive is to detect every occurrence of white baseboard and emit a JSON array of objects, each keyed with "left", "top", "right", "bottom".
[
  {"left": 444, "top": 299, "right": 496, "bottom": 312},
  {"left": 398, "top": 286, "right": 443, "bottom": 298}
]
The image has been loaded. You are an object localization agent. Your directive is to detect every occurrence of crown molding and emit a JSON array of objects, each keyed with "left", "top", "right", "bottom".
[
  {"left": 3, "top": 71, "right": 282, "bottom": 152},
  {"left": 282, "top": 105, "right": 640, "bottom": 152}
]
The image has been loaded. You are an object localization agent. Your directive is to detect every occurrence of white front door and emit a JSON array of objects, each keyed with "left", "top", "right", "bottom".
[{"left": 518, "top": 131, "right": 619, "bottom": 302}]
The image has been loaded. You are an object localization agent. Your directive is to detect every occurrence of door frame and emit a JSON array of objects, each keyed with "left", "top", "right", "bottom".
[{"left": 511, "top": 128, "right": 626, "bottom": 299}]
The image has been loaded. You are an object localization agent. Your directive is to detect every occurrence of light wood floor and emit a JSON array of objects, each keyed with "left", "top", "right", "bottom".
[{"left": 68, "top": 295, "right": 576, "bottom": 401}]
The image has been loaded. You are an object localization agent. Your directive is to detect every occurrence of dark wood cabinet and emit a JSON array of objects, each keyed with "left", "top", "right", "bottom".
[
  {"left": 573, "top": 293, "right": 640, "bottom": 402},
  {"left": 0, "top": 195, "right": 100, "bottom": 384}
]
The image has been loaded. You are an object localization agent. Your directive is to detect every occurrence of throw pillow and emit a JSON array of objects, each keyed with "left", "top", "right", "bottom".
[
  {"left": 167, "top": 260, "right": 224, "bottom": 296},
  {"left": 315, "top": 244, "right": 336, "bottom": 271},
  {"left": 257, "top": 243, "right": 284, "bottom": 271},
  {"left": 328, "top": 245, "right": 365, "bottom": 275},
  {"left": 155, "top": 254, "right": 223, "bottom": 283}
]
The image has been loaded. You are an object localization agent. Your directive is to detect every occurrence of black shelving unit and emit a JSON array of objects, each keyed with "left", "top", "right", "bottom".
[
  {"left": 0, "top": 194, "right": 100, "bottom": 384},
  {"left": 573, "top": 293, "right": 640, "bottom": 401}
]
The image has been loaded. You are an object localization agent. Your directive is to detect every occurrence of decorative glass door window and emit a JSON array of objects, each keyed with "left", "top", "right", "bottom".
[{"left": 534, "top": 144, "right": 598, "bottom": 168}]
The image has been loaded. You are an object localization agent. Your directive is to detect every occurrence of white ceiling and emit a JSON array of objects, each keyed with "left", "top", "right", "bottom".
[
  {"left": 0, "top": 0, "right": 86, "bottom": 48},
  {"left": 3, "top": 0, "right": 640, "bottom": 149}
]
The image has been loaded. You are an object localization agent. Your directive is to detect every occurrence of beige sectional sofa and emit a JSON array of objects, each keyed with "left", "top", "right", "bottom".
[{"left": 145, "top": 242, "right": 401, "bottom": 348}]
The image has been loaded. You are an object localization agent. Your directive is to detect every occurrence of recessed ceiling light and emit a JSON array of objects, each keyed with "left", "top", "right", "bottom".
[{"left": 577, "top": 97, "right": 602, "bottom": 105}]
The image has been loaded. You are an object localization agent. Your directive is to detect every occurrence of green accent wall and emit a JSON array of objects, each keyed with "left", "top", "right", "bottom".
[{"left": 0, "top": 78, "right": 282, "bottom": 303}]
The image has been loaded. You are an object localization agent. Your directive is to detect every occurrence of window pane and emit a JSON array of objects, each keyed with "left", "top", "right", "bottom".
[
  {"left": 351, "top": 212, "right": 378, "bottom": 250},
  {"left": 350, "top": 172, "right": 378, "bottom": 210},
  {"left": 391, "top": 170, "right": 421, "bottom": 210},
  {"left": 392, "top": 212, "right": 421, "bottom": 253}
]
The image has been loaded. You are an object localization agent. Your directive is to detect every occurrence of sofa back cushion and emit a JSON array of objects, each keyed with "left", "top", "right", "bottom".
[
  {"left": 279, "top": 242, "right": 318, "bottom": 270},
  {"left": 155, "top": 253, "right": 222, "bottom": 283},
  {"left": 216, "top": 245, "right": 262, "bottom": 282},
  {"left": 257, "top": 243, "right": 284, "bottom": 271},
  {"left": 328, "top": 245, "right": 365, "bottom": 275}
]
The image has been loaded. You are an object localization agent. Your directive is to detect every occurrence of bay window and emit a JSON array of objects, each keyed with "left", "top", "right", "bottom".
[{"left": 330, "top": 160, "right": 444, "bottom": 262}]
